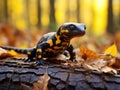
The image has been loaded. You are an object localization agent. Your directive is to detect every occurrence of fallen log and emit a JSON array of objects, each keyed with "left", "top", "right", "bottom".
[{"left": 0, "top": 58, "right": 120, "bottom": 90}]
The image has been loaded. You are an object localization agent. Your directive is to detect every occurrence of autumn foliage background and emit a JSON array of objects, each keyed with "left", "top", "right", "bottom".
[
  {"left": 0, "top": 0, "right": 120, "bottom": 53},
  {"left": 0, "top": 1, "right": 120, "bottom": 88}
]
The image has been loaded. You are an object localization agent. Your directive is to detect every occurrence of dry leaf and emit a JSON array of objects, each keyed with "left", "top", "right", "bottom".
[
  {"left": 33, "top": 71, "right": 50, "bottom": 90},
  {"left": 104, "top": 43, "right": 118, "bottom": 57},
  {"left": 63, "top": 61, "right": 81, "bottom": 67},
  {"left": 103, "top": 44, "right": 120, "bottom": 69},
  {"left": 83, "top": 63, "right": 100, "bottom": 71},
  {"left": 8, "top": 50, "right": 18, "bottom": 56},
  {"left": 0, "top": 48, "right": 17, "bottom": 59},
  {"left": 83, "top": 59, "right": 107, "bottom": 71},
  {"left": 80, "top": 46, "right": 99, "bottom": 60},
  {"left": 108, "top": 58, "right": 116, "bottom": 66},
  {"left": 20, "top": 83, "right": 32, "bottom": 90},
  {"left": 108, "top": 57, "right": 120, "bottom": 68},
  {"left": 101, "top": 66, "right": 117, "bottom": 74}
]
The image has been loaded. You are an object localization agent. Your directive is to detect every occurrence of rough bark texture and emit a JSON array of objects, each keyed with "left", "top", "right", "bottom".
[{"left": 0, "top": 58, "right": 120, "bottom": 90}]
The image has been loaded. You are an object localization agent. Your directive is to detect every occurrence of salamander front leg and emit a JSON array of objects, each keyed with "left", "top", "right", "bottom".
[
  {"left": 66, "top": 45, "right": 77, "bottom": 62},
  {"left": 64, "top": 50, "right": 70, "bottom": 59}
]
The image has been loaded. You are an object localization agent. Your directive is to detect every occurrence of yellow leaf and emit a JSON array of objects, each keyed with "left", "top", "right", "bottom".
[
  {"left": 104, "top": 44, "right": 118, "bottom": 57},
  {"left": 8, "top": 50, "right": 17, "bottom": 56},
  {"left": 0, "top": 48, "right": 16, "bottom": 59}
]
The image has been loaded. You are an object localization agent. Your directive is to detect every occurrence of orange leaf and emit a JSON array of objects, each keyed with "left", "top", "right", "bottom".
[
  {"left": 104, "top": 43, "right": 118, "bottom": 57},
  {"left": 33, "top": 71, "right": 50, "bottom": 90},
  {"left": 80, "top": 46, "right": 99, "bottom": 60}
]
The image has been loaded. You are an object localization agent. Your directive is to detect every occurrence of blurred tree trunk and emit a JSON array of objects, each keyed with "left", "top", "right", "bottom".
[
  {"left": 4, "top": 0, "right": 8, "bottom": 21},
  {"left": 118, "top": 0, "right": 120, "bottom": 26},
  {"left": 37, "top": 0, "right": 41, "bottom": 28},
  {"left": 0, "top": 0, "right": 4, "bottom": 22},
  {"left": 107, "top": 0, "right": 114, "bottom": 34},
  {"left": 49, "top": 0, "right": 57, "bottom": 31},
  {"left": 66, "top": 0, "right": 70, "bottom": 22},
  {"left": 26, "top": 0, "right": 30, "bottom": 29},
  {"left": 76, "top": 0, "right": 80, "bottom": 22}
]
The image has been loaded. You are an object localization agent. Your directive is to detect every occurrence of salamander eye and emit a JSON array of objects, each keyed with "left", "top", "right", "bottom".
[{"left": 69, "top": 25, "right": 76, "bottom": 30}]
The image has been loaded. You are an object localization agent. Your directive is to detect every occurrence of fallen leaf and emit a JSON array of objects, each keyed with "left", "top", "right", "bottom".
[
  {"left": 108, "top": 57, "right": 120, "bottom": 68},
  {"left": 0, "top": 48, "right": 7, "bottom": 54},
  {"left": 8, "top": 50, "right": 18, "bottom": 56},
  {"left": 33, "top": 71, "right": 50, "bottom": 90},
  {"left": 83, "top": 59, "right": 107, "bottom": 71},
  {"left": 0, "top": 48, "right": 17, "bottom": 59},
  {"left": 108, "top": 58, "right": 116, "bottom": 66},
  {"left": 104, "top": 43, "right": 118, "bottom": 57},
  {"left": 63, "top": 61, "right": 81, "bottom": 67},
  {"left": 20, "top": 83, "right": 32, "bottom": 90},
  {"left": 101, "top": 66, "right": 117, "bottom": 74},
  {"left": 80, "top": 46, "right": 99, "bottom": 60},
  {"left": 83, "top": 63, "right": 100, "bottom": 71}
]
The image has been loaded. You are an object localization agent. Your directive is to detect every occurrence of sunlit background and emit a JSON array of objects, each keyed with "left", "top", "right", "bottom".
[{"left": 0, "top": 0, "right": 120, "bottom": 52}]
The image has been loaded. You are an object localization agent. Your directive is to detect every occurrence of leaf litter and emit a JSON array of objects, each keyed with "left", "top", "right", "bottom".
[{"left": 75, "top": 43, "right": 120, "bottom": 74}]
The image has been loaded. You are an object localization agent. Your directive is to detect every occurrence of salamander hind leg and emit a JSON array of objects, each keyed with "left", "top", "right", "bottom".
[
  {"left": 24, "top": 50, "right": 36, "bottom": 62},
  {"left": 25, "top": 54, "right": 35, "bottom": 62}
]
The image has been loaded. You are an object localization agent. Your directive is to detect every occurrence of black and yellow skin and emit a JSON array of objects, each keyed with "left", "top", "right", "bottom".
[{"left": 0, "top": 23, "right": 86, "bottom": 65}]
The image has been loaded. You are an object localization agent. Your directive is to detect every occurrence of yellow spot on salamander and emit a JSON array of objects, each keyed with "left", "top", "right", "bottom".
[
  {"left": 27, "top": 51, "right": 31, "bottom": 55},
  {"left": 37, "top": 49, "right": 42, "bottom": 52},
  {"left": 38, "top": 55, "right": 42, "bottom": 59},
  {"left": 60, "top": 29, "right": 69, "bottom": 34},
  {"left": 47, "top": 39, "right": 53, "bottom": 47},
  {"left": 55, "top": 34, "right": 61, "bottom": 44}
]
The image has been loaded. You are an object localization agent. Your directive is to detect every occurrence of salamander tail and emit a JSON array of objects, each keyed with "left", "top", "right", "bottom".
[{"left": 0, "top": 46, "right": 35, "bottom": 54}]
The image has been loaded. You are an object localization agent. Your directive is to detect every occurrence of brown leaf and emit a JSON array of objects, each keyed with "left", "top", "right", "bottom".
[
  {"left": 20, "top": 83, "right": 32, "bottom": 90},
  {"left": 108, "top": 57, "right": 120, "bottom": 68},
  {"left": 33, "top": 71, "right": 50, "bottom": 90}
]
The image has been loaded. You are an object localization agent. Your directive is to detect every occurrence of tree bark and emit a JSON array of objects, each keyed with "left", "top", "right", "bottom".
[{"left": 0, "top": 58, "right": 120, "bottom": 90}]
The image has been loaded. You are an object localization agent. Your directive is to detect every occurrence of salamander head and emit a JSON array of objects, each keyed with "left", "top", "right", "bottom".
[{"left": 57, "top": 22, "right": 86, "bottom": 39}]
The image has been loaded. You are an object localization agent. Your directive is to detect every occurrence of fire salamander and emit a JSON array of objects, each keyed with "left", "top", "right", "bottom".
[{"left": 0, "top": 23, "right": 86, "bottom": 65}]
